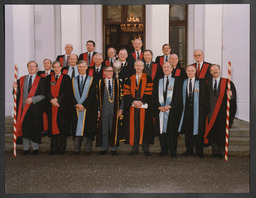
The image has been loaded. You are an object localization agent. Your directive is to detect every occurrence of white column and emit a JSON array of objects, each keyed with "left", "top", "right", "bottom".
[
  {"left": 81, "top": 5, "right": 103, "bottom": 53},
  {"left": 222, "top": 4, "right": 250, "bottom": 122},
  {"left": 145, "top": 5, "right": 169, "bottom": 60},
  {"left": 34, "top": 5, "right": 55, "bottom": 70},
  {"left": 60, "top": 5, "right": 81, "bottom": 55},
  {"left": 5, "top": 5, "right": 35, "bottom": 116}
]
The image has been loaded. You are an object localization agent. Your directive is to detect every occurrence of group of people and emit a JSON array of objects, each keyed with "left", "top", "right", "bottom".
[{"left": 13, "top": 39, "right": 237, "bottom": 159}]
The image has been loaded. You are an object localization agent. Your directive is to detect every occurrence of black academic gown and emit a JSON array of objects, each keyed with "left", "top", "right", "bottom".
[
  {"left": 70, "top": 75, "right": 97, "bottom": 139},
  {"left": 45, "top": 74, "right": 71, "bottom": 136},
  {"left": 171, "top": 66, "right": 187, "bottom": 79},
  {"left": 206, "top": 78, "right": 237, "bottom": 148},
  {"left": 117, "top": 61, "right": 135, "bottom": 82},
  {"left": 127, "top": 50, "right": 144, "bottom": 67},
  {"left": 143, "top": 61, "right": 163, "bottom": 83},
  {"left": 192, "top": 61, "right": 212, "bottom": 81}
]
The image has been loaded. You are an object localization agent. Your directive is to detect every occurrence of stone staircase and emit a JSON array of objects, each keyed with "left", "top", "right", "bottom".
[{"left": 5, "top": 116, "right": 249, "bottom": 155}]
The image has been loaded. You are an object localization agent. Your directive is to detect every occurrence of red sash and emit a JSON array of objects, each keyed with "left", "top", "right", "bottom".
[
  {"left": 59, "top": 57, "right": 64, "bottom": 66},
  {"left": 83, "top": 53, "right": 94, "bottom": 67},
  {"left": 40, "top": 71, "right": 54, "bottom": 78},
  {"left": 151, "top": 63, "right": 158, "bottom": 81},
  {"left": 175, "top": 68, "right": 181, "bottom": 77},
  {"left": 132, "top": 52, "right": 143, "bottom": 61},
  {"left": 105, "top": 60, "right": 110, "bottom": 66},
  {"left": 16, "top": 75, "right": 41, "bottom": 137},
  {"left": 159, "top": 56, "right": 164, "bottom": 67},
  {"left": 198, "top": 63, "right": 210, "bottom": 79},
  {"left": 50, "top": 74, "right": 63, "bottom": 135},
  {"left": 62, "top": 69, "right": 68, "bottom": 75},
  {"left": 204, "top": 78, "right": 227, "bottom": 143}
]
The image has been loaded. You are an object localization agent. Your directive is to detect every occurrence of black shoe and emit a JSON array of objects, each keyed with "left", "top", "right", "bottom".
[
  {"left": 197, "top": 154, "right": 205, "bottom": 158},
  {"left": 99, "top": 151, "right": 107, "bottom": 155},
  {"left": 181, "top": 152, "right": 193, "bottom": 157},
  {"left": 32, "top": 150, "right": 38, "bottom": 155},
  {"left": 128, "top": 151, "right": 138, "bottom": 156},
  {"left": 158, "top": 152, "right": 167, "bottom": 157},
  {"left": 144, "top": 151, "right": 151, "bottom": 157},
  {"left": 171, "top": 154, "right": 177, "bottom": 158},
  {"left": 58, "top": 152, "right": 65, "bottom": 155},
  {"left": 23, "top": 150, "right": 30, "bottom": 155},
  {"left": 210, "top": 154, "right": 218, "bottom": 158},
  {"left": 111, "top": 151, "right": 117, "bottom": 156},
  {"left": 71, "top": 151, "right": 81, "bottom": 156},
  {"left": 49, "top": 151, "right": 58, "bottom": 155},
  {"left": 85, "top": 151, "right": 92, "bottom": 156}
]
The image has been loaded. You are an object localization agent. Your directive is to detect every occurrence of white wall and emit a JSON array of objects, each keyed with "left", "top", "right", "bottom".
[{"left": 145, "top": 5, "right": 169, "bottom": 60}]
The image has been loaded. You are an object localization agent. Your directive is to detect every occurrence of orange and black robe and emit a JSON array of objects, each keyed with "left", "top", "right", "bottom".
[
  {"left": 123, "top": 73, "right": 155, "bottom": 146},
  {"left": 45, "top": 74, "right": 71, "bottom": 136}
]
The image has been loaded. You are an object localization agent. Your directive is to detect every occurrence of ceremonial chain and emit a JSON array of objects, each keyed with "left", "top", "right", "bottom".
[{"left": 104, "top": 78, "right": 115, "bottom": 103}]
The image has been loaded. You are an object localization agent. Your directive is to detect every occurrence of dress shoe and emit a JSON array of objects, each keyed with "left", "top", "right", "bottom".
[
  {"left": 197, "top": 154, "right": 205, "bottom": 158},
  {"left": 23, "top": 150, "right": 30, "bottom": 155},
  {"left": 171, "top": 154, "right": 177, "bottom": 158},
  {"left": 128, "top": 151, "right": 138, "bottom": 156},
  {"left": 58, "top": 152, "right": 65, "bottom": 155},
  {"left": 111, "top": 151, "right": 117, "bottom": 156},
  {"left": 32, "top": 150, "right": 38, "bottom": 155},
  {"left": 210, "top": 154, "right": 218, "bottom": 158},
  {"left": 49, "top": 151, "right": 58, "bottom": 155},
  {"left": 158, "top": 152, "right": 167, "bottom": 157},
  {"left": 99, "top": 151, "right": 107, "bottom": 155},
  {"left": 144, "top": 151, "right": 151, "bottom": 157},
  {"left": 181, "top": 152, "right": 193, "bottom": 157},
  {"left": 85, "top": 151, "right": 92, "bottom": 156}
]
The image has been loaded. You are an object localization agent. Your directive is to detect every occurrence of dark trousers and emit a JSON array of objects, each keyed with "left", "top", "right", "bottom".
[
  {"left": 159, "top": 133, "right": 169, "bottom": 154},
  {"left": 132, "top": 108, "right": 149, "bottom": 152},
  {"left": 50, "top": 133, "right": 67, "bottom": 154},
  {"left": 159, "top": 133, "right": 178, "bottom": 155},
  {"left": 184, "top": 133, "right": 203, "bottom": 156}
]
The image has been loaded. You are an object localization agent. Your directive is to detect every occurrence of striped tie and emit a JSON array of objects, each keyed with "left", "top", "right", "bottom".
[{"left": 80, "top": 76, "right": 84, "bottom": 94}]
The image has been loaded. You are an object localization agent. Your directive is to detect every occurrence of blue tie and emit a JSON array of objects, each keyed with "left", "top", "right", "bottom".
[
  {"left": 108, "top": 80, "right": 112, "bottom": 97},
  {"left": 80, "top": 76, "right": 84, "bottom": 94}
]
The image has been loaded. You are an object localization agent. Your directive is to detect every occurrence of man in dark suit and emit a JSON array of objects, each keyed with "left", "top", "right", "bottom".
[
  {"left": 45, "top": 61, "right": 71, "bottom": 155},
  {"left": 204, "top": 64, "right": 237, "bottom": 158},
  {"left": 178, "top": 64, "right": 210, "bottom": 158},
  {"left": 78, "top": 40, "right": 97, "bottom": 67},
  {"left": 56, "top": 44, "right": 73, "bottom": 67},
  {"left": 155, "top": 44, "right": 172, "bottom": 67},
  {"left": 70, "top": 60, "right": 97, "bottom": 155},
  {"left": 192, "top": 49, "right": 212, "bottom": 81},
  {"left": 61, "top": 54, "right": 79, "bottom": 78},
  {"left": 87, "top": 53, "right": 105, "bottom": 83},
  {"left": 127, "top": 39, "right": 144, "bottom": 66},
  {"left": 104, "top": 47, "right": 117, "bottom": 67},
  {"left": 143, "top": 49, "right": 163, "bottom": 82},
  {"left": 13, "top": 61, "right": 45, "bottom": 155},
  {"left": 96, "top": 66, "right": 124, "bottom": 155}
]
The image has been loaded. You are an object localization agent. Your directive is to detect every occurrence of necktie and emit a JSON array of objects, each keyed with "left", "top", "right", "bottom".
[
  {"left": 72, "top": 67, "right": 75, "bottom": 78},
  {"left": 165, "top": 56, "right": 168, "bottom": 62},
  {"left": 121, "top": 63, "right": 124, "bottom": 68},
  {"left": 28, "top": 76, "right": 32, "bottom": 93},
  {"left": 197, "top": 63, "right": 200, "bottom": 77},
  {"left": 136, "top": 76, "right": 139, "bottom": 86},
  {"left": 137, "top": 52, "right": 140, "bottom": 60},
  {"left": 189, "top": 79, "right": 192, "bottom": 100},
  {"left": 96, "top": 68, "right": 99, "bottom": 73},
  {"left": 110, "top": 59, "right": 113, "bottom": 66},
  {"left": 80, "top": 76, "right": 84, "bottom": 94},
  {"left": 214, "top": 79, "right": 217, "bottom": 95},
  {"left": 46, "top": 71, "right": 49, "bottom": 76},
  {"left": 88, "top": 53, "right": 91, "bottom": 66},
  {"left": 164, "top": 76, "right": 169, "bottom": 102},
  {"left": 146, "top": 64, "right": 149, "bottom": 68},
  {"left": 66, "top": 56, "right": 69, "bottom": 66},
  {"left": 108, "top": 80, "right": 112, "bottom": 97},
  {"left": 55, "top": 75, "right": 59, "bottom": 81}
]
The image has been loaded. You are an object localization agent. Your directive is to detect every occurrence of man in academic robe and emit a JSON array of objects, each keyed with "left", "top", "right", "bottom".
[
  {"left": 87, "top": 53, "right": 105, "bottom": 83},
  {"left": 123, "top": 60, "right": 154, "bottom": 157},
  {"left": 61, "top": 54, "right": 79, "bottom": 78},
  {"left": 127, "top": 39, "right": 144, "bottom": 67},
  {"left": 204, "top": 64, "right": 237, "bottom": 158},
  {"left": 37, "top": 59, "right": 54, "bottom": 136},
  {"left": 192, "top": 49, "right": 212, "bottom": 81},
  {"left": 56, "top": 43, "right": 73, "bottom": 67},
  {"left": 143, "top": 49, "right": 163, "bottom": 82},
  {"left": 96, "top": 66, "right": 124, "bottom": 155},
  {"left": 169, "top": 54, "right": 187, "bottom": 79},
  {"left": 78, "top": 40, "right": 97, "bottom": 67},
  {"left": 114, "top": 48, "right": 135, "bottom": 82},
  {"left": 155, "top": 44, "right": 172, "bottom": 67},
  {"left": 152, "top": 62, "right": 181, "bottom": 158},
  {"left": 104, "top": 47, "right": 117, "bottom": 67},
  {"left": 70, "top": 60, "right": 97, "bottom": 155},
  {"left": 45, "top": 61, "right": 71, "bottom": 155},
  {"left": 178, "top": 64, "right": 209, "bottom": 158},
  {"left": 13, "top": 61, "right": 45, "bottom": 155}
]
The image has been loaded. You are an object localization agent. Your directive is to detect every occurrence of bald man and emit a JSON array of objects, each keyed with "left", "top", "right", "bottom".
[
  {"left": 127, "top": 39, "right": 144, "bottom": 67},
  {"left": 56, "top": 44, "right": 74, "bottom": 67},
  {"left": 169, "top": 54, "right": 187, "bottom": 79}
]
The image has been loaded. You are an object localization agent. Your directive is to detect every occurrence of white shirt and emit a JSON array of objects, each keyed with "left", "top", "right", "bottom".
[
  {"left": 135, "top": 50, "right": 141, "bottom": 60},
  {"left": 164, "top": 75, "right": 171, "bottom": 90},
  {"left": 164, "top": 55, "right": 170, "bottom": 62},
  {"left": 68, "top": 65, "right": 78, "bottom": 78},
  {"left": 45, "top": 70, "right": 51, "bottom": 76},
  {"left": 187, "top": 77, "right": 195, "bottom": 95},
  {"left": 145, "top": 61, "right": 151, "bottom": 68},
  {"left": 197, "top": 61, "right": 203, "bottom": 70},
  {"left": 95, "top": 65, "right": 102, "bottom": 72},
  {"left": 28, "top": 73, "right": 36, "bottom": 85},
  {"left": 136, "top": 74, "right": 141, "bottom": 84},
  {"left": 213, "top": 76, "right": 220, "bottom": 90}
]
